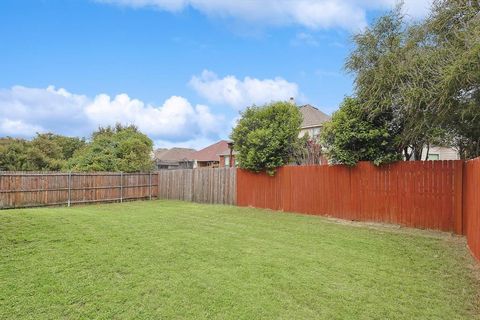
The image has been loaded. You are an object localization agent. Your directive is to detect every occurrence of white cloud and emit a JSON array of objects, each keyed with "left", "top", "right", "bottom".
[
  {"left": 0, "top": 85, "right": 226, "bottom": 145},
  {"left": 190, "top": 70, "right": 299, "bottom": 109},
  {"left": 291, "top": 32, "right": 320, "bottom": 47},
  {"left": 0, "top": 119, "right": 45, "bottom": 137},
  {"left": 98, "top": 0, "right": 434, "bottom": 31},
  {"left": 378, "top": 0, "right": 433, "bottom": 19},
  {"left": 153, "top": 136, "right": 218, "bottom": 149}
]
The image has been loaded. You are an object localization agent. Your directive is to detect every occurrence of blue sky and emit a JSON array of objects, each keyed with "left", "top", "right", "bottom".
[{"left": 0, "top": 0, "right": 432, "bottom": 149}]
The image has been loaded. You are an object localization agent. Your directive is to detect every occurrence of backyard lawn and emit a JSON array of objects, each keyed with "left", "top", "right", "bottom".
[{"left": 0, "top": 201, "right": 479, "bottom": 319}]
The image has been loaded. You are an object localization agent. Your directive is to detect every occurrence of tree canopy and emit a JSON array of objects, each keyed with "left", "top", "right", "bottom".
[
  {"left": 340, "top": 0, "right": 479, "bottom": 162},
  {"left": 0, "top": 125, "right": 154, "bottom": 172},
  {"left": 320, "top": 97, "right": 400, "bottom": 166},
  {"left": 68, "top": 124, "right": 154, "bottom": 172},
  {"left": 0, "top": 134, "right": 85, "bottom": 171},
  {"left": 231, "top": 101, "right": 303, "bottom": 175}
]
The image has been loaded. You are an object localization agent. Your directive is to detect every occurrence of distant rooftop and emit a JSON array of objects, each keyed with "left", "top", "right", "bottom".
[
  {"left": 191, "top": 140, "right": 230, "bottom": 162},
  {"left": 153, "top": 147, "right": 196, "bottom": 161},
  {"left": 298, "top": 104, "right": 331, "bottom": 128}
]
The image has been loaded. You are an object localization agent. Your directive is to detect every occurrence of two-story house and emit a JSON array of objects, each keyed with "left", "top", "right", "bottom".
[{"left": 298, "top": 104, "right": 331, "bottom": 139}]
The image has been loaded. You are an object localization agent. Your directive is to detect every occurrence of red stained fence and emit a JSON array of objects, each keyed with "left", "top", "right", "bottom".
[
  {"left": 464, "top": 158, "right": 480, "bottom": 261},
  {"left": 237, "top": 161, "right": 464, "bottom": 234}
]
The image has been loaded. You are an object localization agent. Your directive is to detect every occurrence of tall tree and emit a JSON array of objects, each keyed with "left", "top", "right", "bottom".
[
  {"left": 345, "top": 6, "right": 430, "bottom": 160},
  {"left": 28, "top": 133, "right": 86, "bottom": 170},
  {"left": 231, "top": 101, "right": 303, "bottom": 175},
  {"left": 425, "top": 0, "right": 480, "bottom": 158},
  {"left": 320, "top": 97, "right": 400, "bottom": 166},
  {"left": 0, "top": 134, "right": 85, "bottom": 171},
  {"left": 345, "top": 1, "right": 480, "bottom": 159},
  {"left": 68, "top": 124, "right": 154, "bottom": 172},
  {"left": 0, "top": 138, "right": 31, "bottom": 171}
]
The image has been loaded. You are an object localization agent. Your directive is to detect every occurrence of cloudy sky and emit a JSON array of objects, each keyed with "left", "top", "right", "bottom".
[{"left": 0, "top": 0, "right": 432, "bottom": 149}]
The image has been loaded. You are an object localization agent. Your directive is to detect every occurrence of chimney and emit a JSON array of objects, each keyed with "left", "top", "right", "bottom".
[{"left": 289, "top": 97, "right": 296, "bottom": 105}]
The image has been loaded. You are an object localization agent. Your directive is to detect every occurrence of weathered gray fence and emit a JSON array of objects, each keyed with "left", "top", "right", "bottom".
[
  {"left": 0, "top": 168, "right": 236, "bottom": 209},
  {"left": 158, "top": 168, "right": 236, "bottom": 205},
  {"left": 0, "top": 172, "right": 159, "bottom": 209}
]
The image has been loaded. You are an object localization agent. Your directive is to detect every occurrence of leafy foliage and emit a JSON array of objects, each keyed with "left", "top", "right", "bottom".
[
  {"left": 320, "top": 97, "right": 401, "bottom": 166},
  {"left": 345, "top": 1, "right": 480, "bottom": 159},
  {"left": 0, "top": 138, "right": 31, "bottom": 171},
  {"left": 292, "top": 134, "right": 326, "bottom": 165},
  {"left": 0, "top": 134, "right": 85, "bottom": 171},
  {"left": 231, "top": 101, "right": 303, "bottom": 175},
  {"left": 0, "top": 125, "right": 153, "bottom": 172},
  {"left": 68, "top": 124, "right": 154, "bottom": 172}
]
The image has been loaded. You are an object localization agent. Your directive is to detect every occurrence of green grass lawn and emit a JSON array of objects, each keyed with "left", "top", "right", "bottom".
[{"left": 0, "top": 201, "right": 479, "bottom": 319}]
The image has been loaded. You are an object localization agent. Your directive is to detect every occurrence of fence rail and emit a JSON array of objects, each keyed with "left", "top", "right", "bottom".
[
  {"left": 237, "top": 161, "right": 464, "bottom": 233},
  {"left": 0, "top": 172, "right": 158, "bottom": 209},
  {"left": 0, "top": 168, "right": 236, "bottom": 209}
]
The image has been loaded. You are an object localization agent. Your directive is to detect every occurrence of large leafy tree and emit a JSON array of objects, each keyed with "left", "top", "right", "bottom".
[
  {"left": 231, "top": 101, "right": 303, "bottom": 175},
  {"left": 0, "top": 134, "right": 85, "bottom": 171},
  {"left": 345, "top": 6, "right": 430, "bottom": 160},
  {"left": 28, "top": 133, "right": 86, "bottom": 170},
  {"left": 68, "top": 124, "right": 154, "bottom": 172},
  {"left": 425, "top": 0, "right": 480, "bottom": 158},
  {"left": 0, "top": 138, "right": 31, "bottom": 171},
  {"left": 320, "top": 97, "right": 401, "bottom": 166},
  {"left": 346, "top": 1, "right": 480, "bottom": 159}
]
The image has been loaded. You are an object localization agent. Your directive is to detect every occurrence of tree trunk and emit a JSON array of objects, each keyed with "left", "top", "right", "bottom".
[
  {"left": 404, "top": 147, "right": 412, "bottom": 161},
  {"left": 424, "top": 143, "right": 430, "bottom": 161},
  {"left": 413, "top": 144, "right": 423, "bottom": 161}
]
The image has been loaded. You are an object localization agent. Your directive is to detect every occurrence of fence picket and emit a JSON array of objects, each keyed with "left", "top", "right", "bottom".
[{"left": 237, "top": 161, "right": 465, "bottom": 233}]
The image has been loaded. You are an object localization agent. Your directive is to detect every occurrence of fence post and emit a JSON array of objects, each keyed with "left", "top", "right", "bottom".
[
  {"left": 120, "top": 172, "right": 123, "bottom": 203},
  {"left": 67, "top": 171, "right": 72, "bottom": 207},
  {"left": 149, "top": 172, "right": 152, "bottom": 200},
  {"left": 158, "top": 171, "right": 161, "bottom": 198},
  {"left": 454, "top": 160, "right": 463, "bottom": 235}
]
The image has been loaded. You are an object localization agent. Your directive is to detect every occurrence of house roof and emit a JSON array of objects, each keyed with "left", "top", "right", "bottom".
[
  {"left": 191, "top": 140, "right": 230, "bottom": 162},
  {"left": 299, "top": 104, "right": 331, "bottom": 128},
  {"left": 217, "top": 149, "right": 238, "bottom": 156},
  {"left": 153, "top": 147, "right": 196, "bottom": 161}
]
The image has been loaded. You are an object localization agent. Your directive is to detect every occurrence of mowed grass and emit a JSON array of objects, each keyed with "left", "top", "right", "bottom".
[{"left": 0, "top": 201, "right": 479, "bottom": 319}]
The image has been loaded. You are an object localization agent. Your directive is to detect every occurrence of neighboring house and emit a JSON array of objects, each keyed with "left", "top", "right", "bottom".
[
  {"left": 298, "top": 104, "right": 331, "bottom": 139},
  {"left": 218, "top": 141, "right": 237, "bottom": 168},
  {"left": 296, "top": 102, "right": 459, "bottom": 161},
  {"left": 153, "top": 147, "right": 196, "bottom": 170},
  {"left": 191, "top": 140, "right": 231, "bottom": 168},
  {"left": 421, "top": 146, "right": 460, "bottom": 161}
]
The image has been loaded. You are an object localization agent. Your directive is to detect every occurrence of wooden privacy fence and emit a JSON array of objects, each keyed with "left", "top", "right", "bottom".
[
  {"left": 0, "top": 172, "right": 159, "bottom": 209},
  {"left": 0, "top": 161, "right": 479, "bottom": 261},
  {"left": 158, "top": 167, "right": 236, "bottom": 205},
  {"left": 0, "top": 168, "right": 236, "bottom": 209},
  {"left": 237, "top": 161, "right": 464, "bottom": 233},
  {"left": 463, "top": 158, "right": 480, "bottom": 261}
]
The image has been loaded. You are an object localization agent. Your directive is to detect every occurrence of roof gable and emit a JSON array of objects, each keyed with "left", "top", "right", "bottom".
[
  {"left": 191, "top": 140, "right": 230, "bottom": 162},
  {"left": 298, "top": 104, "right": 331, "bottom": 128},
  {"left": 154, "top": 147, "right": 196, "bottom": 161}
]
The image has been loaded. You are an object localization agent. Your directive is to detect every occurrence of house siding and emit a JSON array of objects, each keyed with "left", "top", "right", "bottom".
[{"left": 425, "top": 146, "right": 459, "bottom": 160}]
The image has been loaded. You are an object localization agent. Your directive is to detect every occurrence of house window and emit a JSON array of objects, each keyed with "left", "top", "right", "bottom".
[
  {"left": 224, "top": 156, "right": 230, "bottom": 167},
  {"left": 428, "top": 154, "right": 440, "bottom": 160},
  {"left": 312, "top": 127, "right": 320, "bottom": 138}
]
